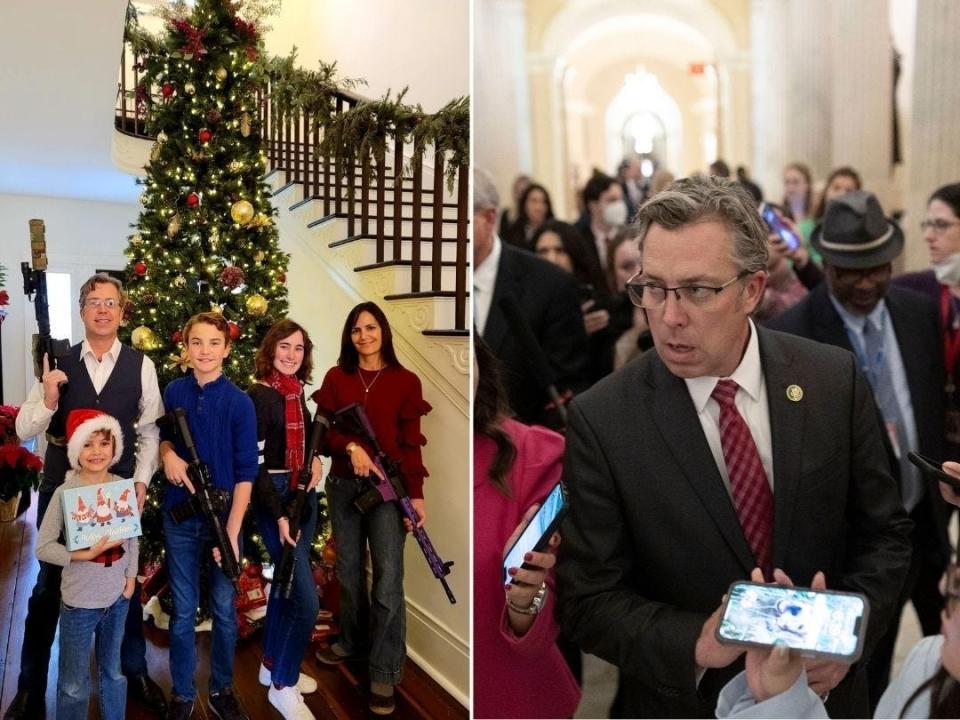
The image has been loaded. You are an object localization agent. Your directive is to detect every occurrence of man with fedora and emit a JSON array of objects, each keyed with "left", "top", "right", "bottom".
[{"left": 770, "top": 190, "right": 951, "bottom": 708}]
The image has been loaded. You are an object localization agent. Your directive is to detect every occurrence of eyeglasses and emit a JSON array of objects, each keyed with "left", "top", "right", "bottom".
[
  {"left": 946, "top": 563, "right": 960, "bottom": 618},
  {"left": 920, "top": 219, "right": 960, "bottom": 232},
  {"left": 82, "top": 298, "right": 119, "bottom": 310},
  {"left": 626, "top": 270, "right": 749, "bottom": 310},
  {"left": 830, "top": 265, "right": 891, "bottom": 283}
]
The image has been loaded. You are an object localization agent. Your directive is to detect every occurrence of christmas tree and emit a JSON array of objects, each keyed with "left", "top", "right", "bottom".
[{"left": 123, "top": 0, "right": 288, "bottom": 388}]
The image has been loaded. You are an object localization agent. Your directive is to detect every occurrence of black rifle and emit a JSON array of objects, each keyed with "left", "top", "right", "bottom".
[
  {"left": 333, "top": 403, "right": 456, "bottom": 604},
  {"left": 21, "top": 219, "right": 71, "bottom": 379},
  {"left": 274, "top": 411, "right": 330, "bottom": 599},
  {"left": 160, "top": 407, "right": 241, "bottom": 592}
]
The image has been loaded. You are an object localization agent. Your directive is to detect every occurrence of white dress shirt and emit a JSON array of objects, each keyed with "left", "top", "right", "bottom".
[
  {"left": 684, "top": 319, "right": 775, "bottom": 494},
  {"left": 15, "top": 337, "right": 163, "bottom": 487},
  {"left": 474, "top": 234, "right": 502, "bottom": 336}
]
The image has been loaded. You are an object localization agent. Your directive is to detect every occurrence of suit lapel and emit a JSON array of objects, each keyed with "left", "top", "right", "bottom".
[
  {"left": 483, "top": 246, "right": 519, "bottom": 352},
  {"left": 757, "top": 329, "right": 806, "bottom": 572},
  {"left": 809, "top": 285, "right": 854, "bottom": 352},
  {"left": 646, "top": 356, "right": 756, "bottom": 574},
  {"left": 884, "top": 290, "right": 925, "bottom": 421}
]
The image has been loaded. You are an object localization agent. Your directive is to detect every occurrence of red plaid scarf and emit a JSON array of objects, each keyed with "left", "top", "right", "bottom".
[
  {"left": 265, "top": 369, "right": 305, "bottom": 489},
  {"left": 91, "top": 544, "right": 126, "bottom": 567}
]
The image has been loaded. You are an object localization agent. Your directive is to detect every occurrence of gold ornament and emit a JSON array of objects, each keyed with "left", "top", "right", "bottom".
[
  {"left": 167, "top": 214, "right": 182, "bottom": 238},
  {"left": 173, "top": 275, "right": 186, "bottom": 287},
  {"left": 230, "top": 200, "right": 254, "bottom": 225},
  {"left": 228, "top": 160, "right": 243, "bottom": 173},
  {"left": 150, "top": 143, "right": 161, "bottom": 162},
  {"left": 165, "top": 349, "right": 191, "bottom": 374},
  {"left": 156, "top": 131, "right": 168, "bottom": 143},
  {"left": 215, "top": 67, "right": 228, "bottom": 81},
  {"left": 245, "top": 293, "right": 268, "bottom": 316},
  {"left": 131, "top": 325, "right": 157, "bottom": 351},
  {"left": 139, "top": 193, "right": 148, "bottom": 206},
  {"left": 250, "top": 212, "right": 270, "bottom": 228},
  {"left": 184, "top": 82, "right": 196, "bottom": 95},
  {"left": 240, "top": 113, "right": 251, "bottom": 138},
  {"left": 130, "top": 234, "right": 143, "bottom": 245},
  {"left": 254, "top": 250, "right": 265, "bottom": 262},
  {"left": 210, "top": 302, "right": 225, "bottom": 314}
]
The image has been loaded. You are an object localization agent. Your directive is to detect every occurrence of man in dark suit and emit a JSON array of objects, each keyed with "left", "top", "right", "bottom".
[
  {"left": 573, "top": 171, "right": 627, "bottom": 294},
  {"left": 556, "top": 176, "right": 912, "bottom": 718},
  {"left": 473, "top": 169, "right": 589, "bottom": 427},
  {"left": 769, "top": 190, "right": 950, "bottom": 709}
]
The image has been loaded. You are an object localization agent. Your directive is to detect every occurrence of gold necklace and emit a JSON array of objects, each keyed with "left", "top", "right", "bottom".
[{"left": 358, "top": 364, "right": 384, "bottom": 394}]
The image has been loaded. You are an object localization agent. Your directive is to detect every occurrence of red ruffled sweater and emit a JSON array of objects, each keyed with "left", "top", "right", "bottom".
[{"left": 312, "top": 365, "right": 431, "bottom": 498}]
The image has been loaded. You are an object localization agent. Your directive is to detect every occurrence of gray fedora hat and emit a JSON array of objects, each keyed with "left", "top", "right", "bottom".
[{"left": 811, "top": 190, "right": 903, "bottom": 269}]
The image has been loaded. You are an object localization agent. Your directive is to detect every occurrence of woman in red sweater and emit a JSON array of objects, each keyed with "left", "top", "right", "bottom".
[{"left": 311, "top": 302, "right": 430, "bottom": 716}]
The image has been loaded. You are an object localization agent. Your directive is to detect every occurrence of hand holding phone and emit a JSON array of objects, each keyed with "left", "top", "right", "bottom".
[
  {"left": 760, "top": 203, "right": 802, "bottom": 253},
  {"left": 907, "top": 451, "right": 960, "bottom": 493},
  {"left": 502, "top": 483, "right": 566, "bottom": 586}
]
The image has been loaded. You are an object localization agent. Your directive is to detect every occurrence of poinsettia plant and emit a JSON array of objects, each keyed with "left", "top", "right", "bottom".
[{"left": 0, "top": 406, "right": 43, "bottom": 501}]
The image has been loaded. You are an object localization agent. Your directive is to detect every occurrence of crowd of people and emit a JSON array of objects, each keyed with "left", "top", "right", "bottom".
[
  {"left": 6, "top": 274, "right": 429, "bottom": 720},
  {"left": 474, "top": 159, "right": 960, "bottom": 719}
]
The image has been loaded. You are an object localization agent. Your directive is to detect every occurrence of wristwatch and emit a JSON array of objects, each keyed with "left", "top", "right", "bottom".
[{"left": 506, "top": 582, "right": 548, "bottom": 615}]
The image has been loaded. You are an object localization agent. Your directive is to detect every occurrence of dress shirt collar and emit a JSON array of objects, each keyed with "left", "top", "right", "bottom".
[
  {"left": 828, "top": 292, "right": 888, "bottom": 335},
  {"left": 81, "top": 337, "right": 121, "bottom": 363},
  {"left": 685, "top": 319, "right": 763, "bottom": 413},
  {"left": 188, "top": 371, "right": 228, "bottom": 392},
  {"left": 474, "top": 234, "right": 502, "bottom": 294}
]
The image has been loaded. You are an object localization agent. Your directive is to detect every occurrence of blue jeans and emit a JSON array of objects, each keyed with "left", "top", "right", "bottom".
[
  {"left": 17, "top": 489, "right": 147, "bottom": 697},
  {"left": 163, "top": 514, "right": 240, "bottom": 700},
  {"left": 325, "top": 475, "right": 407, "bottom": 685},
  {"left": 57, "top": 594, "right": 129, "bottom": 720},
  {"left": 255, "top": 474, "right": 319, "bottom": 688}
]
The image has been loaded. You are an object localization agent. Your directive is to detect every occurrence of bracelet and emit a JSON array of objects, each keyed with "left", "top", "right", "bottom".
[{"left": 506, "top": 582, "right": 548, "bottom": 616}]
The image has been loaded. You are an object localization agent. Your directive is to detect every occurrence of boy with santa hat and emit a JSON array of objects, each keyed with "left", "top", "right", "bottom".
[{"left": 35, "top": 408, "right": 139, "bottom": 720}]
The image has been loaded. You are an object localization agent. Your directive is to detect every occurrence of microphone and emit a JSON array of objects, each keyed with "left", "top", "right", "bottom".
[{"left": 498, "top": 295, "right": 568, "bottom": 425}]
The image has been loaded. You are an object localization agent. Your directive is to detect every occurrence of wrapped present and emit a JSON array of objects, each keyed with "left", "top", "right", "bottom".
[
  {"left": 236, "top": 563, "right": 268, "bottom": 612},
  {"left": 311, "top": 620, "right": 338, "bottom": 644}
]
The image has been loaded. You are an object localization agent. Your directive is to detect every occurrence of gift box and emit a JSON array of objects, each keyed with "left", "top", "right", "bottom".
[{"left": 61, "top": 477, "right": 142, "bottom": 550}]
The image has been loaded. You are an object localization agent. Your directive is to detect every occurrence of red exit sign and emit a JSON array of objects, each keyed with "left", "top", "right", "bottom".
[{"left": 689, "top": 62, "right": 706, "bottom": 75}]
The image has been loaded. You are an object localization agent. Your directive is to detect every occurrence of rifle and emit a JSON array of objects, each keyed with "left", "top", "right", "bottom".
[
  {"left": 274, "top": 411, "right": 330, "bottom": 599},
  {"left": 333, "top": 402, "right": 456, "bottom": 604},
  {"left": 159, "top": 407, "right": 241, "bottom": 592},
  {"left": 21, "top": 219, "right": 70, "bottom": 379}
]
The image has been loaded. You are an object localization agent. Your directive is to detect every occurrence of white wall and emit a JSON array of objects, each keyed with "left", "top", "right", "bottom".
[
  {"left": 0, "top": 193, "right": 137, "bottom": 406},
  {"left": 264, "top": 0, "right": 469, "bottom": 112}
]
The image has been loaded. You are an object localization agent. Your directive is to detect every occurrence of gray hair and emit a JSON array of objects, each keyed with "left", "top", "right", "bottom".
[
  {"left": 473, "top": 168, "right": 500, "bottom": 211},
  {"left": 78, "top": 273, "right": 127, "bottom": 309},
  {"left": 633, "top": 175, "right": 769, "bottom": 273}
]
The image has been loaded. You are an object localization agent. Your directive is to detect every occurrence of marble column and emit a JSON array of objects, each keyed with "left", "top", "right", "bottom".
[{"left": 751, "top": 0, "right": 792, "bottom": 197}]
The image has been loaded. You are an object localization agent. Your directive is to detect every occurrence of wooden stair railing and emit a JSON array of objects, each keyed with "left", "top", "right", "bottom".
[{"left": 116, "top": 42, "right": 469, "bottom": 333}]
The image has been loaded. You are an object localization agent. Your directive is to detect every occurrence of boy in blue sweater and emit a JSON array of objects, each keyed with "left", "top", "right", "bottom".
[{"left": 159, "top": 312, "right": 258, "bottom": 720}]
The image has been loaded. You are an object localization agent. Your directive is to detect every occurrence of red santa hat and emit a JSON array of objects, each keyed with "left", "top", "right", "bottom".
[{"left": 65, "top": 408, "right": 124, "bottom": 470}]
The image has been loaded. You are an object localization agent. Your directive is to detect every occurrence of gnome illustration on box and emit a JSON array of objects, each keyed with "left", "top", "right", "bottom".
[
  {"left": 94, "top": 487, "right": 113, "bottom": 526},
  {"left": 114, "top": 488, "right": 134, "bottom": 521},
  {"left": 70, "top": 495, "right": 94, "bottom": 524}
]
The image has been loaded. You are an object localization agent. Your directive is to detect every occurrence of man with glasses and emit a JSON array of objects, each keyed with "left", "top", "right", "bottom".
[
  {"left": 7, "top": 273, "right": 167, "bottom": 718},
  {"left": 556, "top": 176, "right": 911, "bottom": 718},
  {"left": 769, "top": 190, "right": 951, "bottom": 710}
]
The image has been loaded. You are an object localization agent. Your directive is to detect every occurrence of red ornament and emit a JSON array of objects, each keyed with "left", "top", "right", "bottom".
[
  {"left": 227, "top": 321, "right": 240, "bottom": 341},
  {"left": 171, "top": 329, "right": 182, "bottom": 344},
  {"left": 219, "top": 266, "right": 245, "bottom": 289},
  {"left": 161, "top": 83, "right": 174, "bottom": 98},
  {"left": 198, "top": 128, "right": 212, "bottom": 143},
  {"left": 134, "top": 261, "right": 147, "bottom": 276},
  {"left": 278, "top": 272, "right": 286, "bottom": 284},
  {"left": 186, "top": 192, "right": 199, "bottom": 207}
]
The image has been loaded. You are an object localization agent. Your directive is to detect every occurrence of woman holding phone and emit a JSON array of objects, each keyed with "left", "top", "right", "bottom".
[{"left": 473, "top": 335, "right": 580, "bottom": 719}]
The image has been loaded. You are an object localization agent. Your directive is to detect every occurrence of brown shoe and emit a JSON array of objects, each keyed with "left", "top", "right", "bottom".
[
  {"left": 369, "top": 689, "right": 395, "bottom": 716},
  {"left": 314, "top": 644, "right": 345, "bottom": 665}
]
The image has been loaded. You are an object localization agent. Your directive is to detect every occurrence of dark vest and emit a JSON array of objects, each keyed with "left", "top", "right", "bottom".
[{"left": 43, "top": 343, "right": 144, "bottom": 490}]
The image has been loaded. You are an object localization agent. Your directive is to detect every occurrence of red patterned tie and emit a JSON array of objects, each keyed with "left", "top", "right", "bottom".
[{"left": 711, "top": 379, "right": 774, "bottom": 576}]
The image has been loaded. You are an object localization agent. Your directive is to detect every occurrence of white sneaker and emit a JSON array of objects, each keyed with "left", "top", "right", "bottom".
[
  {"left": 259, "top": 663, "right": 319, "bottom": 695},
  {"left": 268, "top": 685, "right": 315, "bottom": 720}
]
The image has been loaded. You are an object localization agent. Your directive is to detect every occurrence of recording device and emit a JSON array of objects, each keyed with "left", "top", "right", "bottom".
[
  {"left": 502, "top": 482, "right": 566, "bottom": 585},
  {"left": 333, "top": 403, "right": 457, "bottom": 604},
  {"left": 760, "top": 203, "right": 802, "bottom": 253},
  {"left": 908, "top": 451, "right": 960, "bottom": 493},
  {"left": 21, "top": 219, "right": 71, "bottom": 379},
  {"left": 716, "top": 581, "right": 869, "bottom": 662},
  {"left": 158, "top": 408, "right": 241, "bottom": 592},
  {"left": 498, "top": 295, "right": 568, "bottom": 425},
  {"left": 274, "top": 411, "right": 330, "bottom": 599}
]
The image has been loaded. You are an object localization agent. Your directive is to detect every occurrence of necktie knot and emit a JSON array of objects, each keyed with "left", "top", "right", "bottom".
[{"left": 712, "top": 379, "right": 739, "bottom": 408}]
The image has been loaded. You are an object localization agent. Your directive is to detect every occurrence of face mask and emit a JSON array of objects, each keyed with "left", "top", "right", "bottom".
[
  {"left": 602, "top": 199, "right": 628, "bottom": 228},
  {"left": 934, "top": 252, "right": 960, "bottom": 286}
]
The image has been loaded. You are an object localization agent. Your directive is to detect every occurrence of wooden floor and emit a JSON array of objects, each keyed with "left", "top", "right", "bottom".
[{"left": 0, "top": 492, "right": 467, "bottom": 720}]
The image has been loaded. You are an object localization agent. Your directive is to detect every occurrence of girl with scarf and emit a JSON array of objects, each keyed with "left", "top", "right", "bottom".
[
  {"left": 248, "top": 319, "right": 323, "bottom": 720},
  {"left": 311, "top": 301, "right": 431, "bottom": 716}
]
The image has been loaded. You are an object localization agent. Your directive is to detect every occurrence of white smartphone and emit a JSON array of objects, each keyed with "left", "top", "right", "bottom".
[
  {"left": 501, "top": 482, "right": 566, "bottom": 585},
  {"left": 716, "top": 581, "right": 869, "bottom": 662}
]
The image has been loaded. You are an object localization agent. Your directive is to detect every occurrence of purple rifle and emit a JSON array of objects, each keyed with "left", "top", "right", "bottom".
[{"left": 333, "top": 402, "right": 456, "bottom": 604}]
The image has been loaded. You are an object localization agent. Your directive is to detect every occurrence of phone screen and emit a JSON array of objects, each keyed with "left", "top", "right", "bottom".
[
  {"left": 502, "top": 483, "right": 565, "bottom": 585},
  {"left": 717, "top": 582, "right": 868, "bottom": 660},
  {"left": 761, "top": 204, "right": 801, "bottom": 252}
]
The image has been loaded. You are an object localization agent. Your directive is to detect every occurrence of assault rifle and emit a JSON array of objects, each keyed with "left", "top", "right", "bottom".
[
  {"left": 334, "top": 403, "right": 456, "bottom": 604},
  {"left": 21, "top": 219, "right": 70, "bottom": 379},
  {"left": 274, "top": 411, "right": 330, "bottom": 599},
  {"left": 160, "top": 408, "right": 241, "bottom": 592}
]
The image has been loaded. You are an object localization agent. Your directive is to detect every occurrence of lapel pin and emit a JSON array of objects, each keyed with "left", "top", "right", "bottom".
[{"left": 786, "top": 384, "right": 803, "bottom": 402}]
